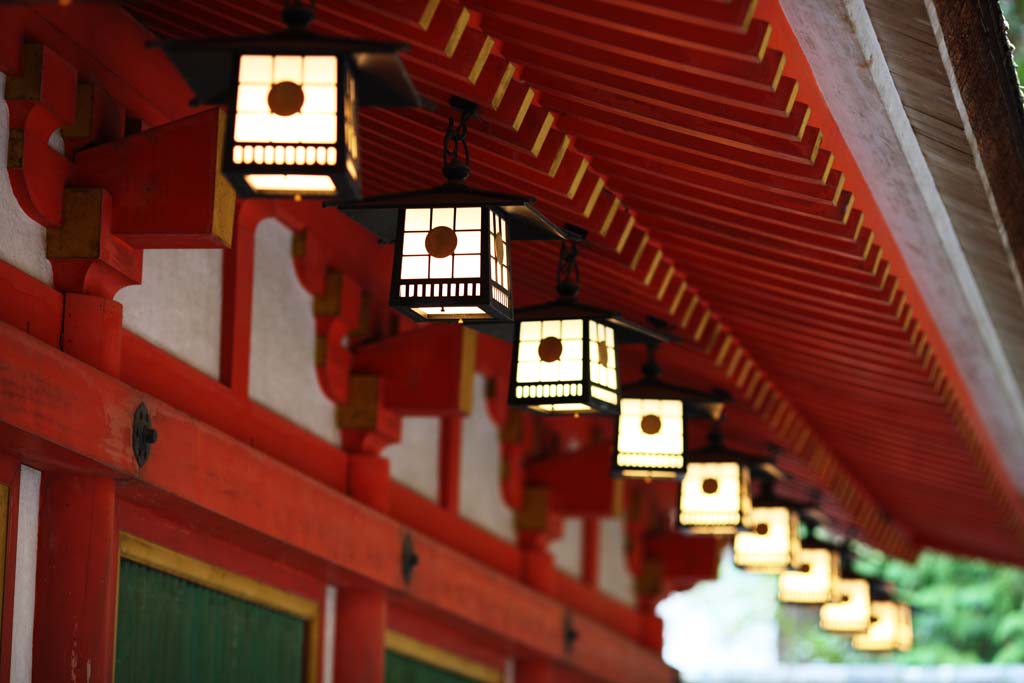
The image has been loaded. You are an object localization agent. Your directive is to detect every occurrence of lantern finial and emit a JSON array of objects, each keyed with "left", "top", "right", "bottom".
[
  {"left": 442, "top": 97, "right": 478, "bottom": 183},
  {"left": 282, "top": 0, "right": 315, "bottom": 32},
  {"left": 556, "top": 240, "right": 581, "bottom": 299}
]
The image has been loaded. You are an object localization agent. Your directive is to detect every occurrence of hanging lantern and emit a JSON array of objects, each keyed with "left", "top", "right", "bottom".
[
  {"left": 613, "top": 339, "right": 730, "bottom": 480},
  {"left": 852, "top": 601, "right": 914, "bottom": 652},
  {"left": 156, "top": 0, "right": 421, "bottom": 199},
  {"left": 778, "top": 533, "right": 841, "bottom": 604},
  {"left": 677, "top": 428, "right": 775, "bottom": 535},
  {"left": 733, "top": 504, "right": 800, "bottom": 574},
  {"left": 334, "top": 98, "right": 571, "bottom": 323},
  {"left": 509, "top": 241, "right": 639, "bottom": 415},
  {"left": 819, "top": 576, "right": 872, "bottom": 634}
]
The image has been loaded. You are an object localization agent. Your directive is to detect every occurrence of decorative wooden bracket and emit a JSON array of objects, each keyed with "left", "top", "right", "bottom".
[
  {"left": 71, "top": 107, "right": 235, "bottom": 248},
  {"left": 4, "top": 37, "right": 235, "bottom": 245},
  {"left": 337, "top": 375, "right": 401, "bottom": 455},
  {"left": 4, "top": 43, "right": 76, "bottom": 227},
  {"left": 312, "top": 269, "right": 362, "bottom": 403},
  {"left": 351, "top": 325, "right": 478, "bottom": 416}
]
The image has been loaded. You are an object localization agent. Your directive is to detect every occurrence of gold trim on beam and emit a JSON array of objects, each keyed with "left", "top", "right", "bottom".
[
  {"left": 567, "top": 159, "right": 589, "bottom": 200},
  {"left": 419, "top": 0, "right": 441, "bottom": 30},
  {"left": 583, "top": 177, "right": 605, "bottom": 217},
  {"left": 599, "top": 197, "right": 621, "bottom": 236},
  {"left": 512, "top": 88, "right": 535, "bottom": 131},
  {"left": 629, "top": 232, "right": 649, "bottom": 271},
  {"left": 444, "top": 8, "right": 471, "bottom": 58},
  {"left": 756, "top": 24, "right": 771, "bottom": 62},
  {"left": 669, "top": 280, "right": 688, "bottom": 315},
  {"left": 657, "top": 266, "right": 675, "bottom": 300},
  {"left": 530, "top": 112, "right": 555, "bottom": 157},
  {"left": 468, "top": 36, "right": 495, "bottom": 85},
  {"left": 771, "top": 53, "right": 785, "bottom": 92},
  {"left": 385, "top": 630, "right": 502, "bottom": 683},
  {"left": 548, "top": 134, "right": 571, "bottom": 177},
  {"left": 643, "top": 249, "right": 662, "bottom": 286},
  {"left": 491, "top": 64, "right": 516, "bottom": 110},
  {"left": 614, "top": 214, "right": 635, "bottom": 253}
]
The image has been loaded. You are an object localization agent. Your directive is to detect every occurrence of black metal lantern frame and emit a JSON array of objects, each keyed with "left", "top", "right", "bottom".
[
  {"left": 333, "top": 97, "right": 576, "bottom": 323},
  {"left": 612, "top": 337, "right": 733, "bottom": 480},
  {"left": 676, "top": 427, "right": 779, "bottom": 535},
  {"left": 508, "top": 240, "right": 652, "bottom": 415},
  {"left": 156, "top": 1, "right": 421, "bottom": 200}
]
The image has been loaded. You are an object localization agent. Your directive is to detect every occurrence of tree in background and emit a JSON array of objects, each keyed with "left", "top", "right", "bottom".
[
  {"left": 778, "top": 546, "right": 1024, "bottom": 664},
  {"left": 1001, "top": 0, "right": 1024, "bottom": 84}
]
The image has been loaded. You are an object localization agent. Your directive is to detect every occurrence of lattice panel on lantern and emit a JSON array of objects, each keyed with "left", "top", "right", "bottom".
[
  {"left": 615, "top": 398, "right": 684, "bottom": 476},
  {"left": 678, "top": 461, "right": 750, "bottom": 532},
  {"left": 778, "top": 547, "right": 838, "bottom": 604}
]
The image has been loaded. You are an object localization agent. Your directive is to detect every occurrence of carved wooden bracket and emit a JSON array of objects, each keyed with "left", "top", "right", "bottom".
[
  {"left": 4, "top": 43, "right": 75, "bottom": 227},
  {"left": 4, "top": 38, "right": 235, "bottom": 246}
]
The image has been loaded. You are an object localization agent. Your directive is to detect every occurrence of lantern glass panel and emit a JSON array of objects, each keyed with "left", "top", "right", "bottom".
[
  {"left": 229, "top": 53, "right": 346, "bottom": 197},
  {"left": 819, "top": 577, "right": 872, "bottom": 633},
  {"left": 733, "top": 506, "right": 797, "bottom": 573},
  {"left": 512, "top": 318, "right": 618, "bottom": 413},
  {"left": 778, "top": 547, "right": 839, "bottom": 604},
  {"left": 852, "top": 601, "right": 913, "bottom": 651},
  {"left": 615, "top": 398, "right": 684, "bottom": 478},
  {"left": 678, "top": 461, "right": 751, "bottom": 534},
  {"left": 391, "top": 206, "right": 511, "bottom": 321}
]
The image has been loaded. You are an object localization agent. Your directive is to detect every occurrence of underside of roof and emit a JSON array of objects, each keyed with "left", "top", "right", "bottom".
[{"left": 122, "top": 0, "right": 1024, "bottom": 565}]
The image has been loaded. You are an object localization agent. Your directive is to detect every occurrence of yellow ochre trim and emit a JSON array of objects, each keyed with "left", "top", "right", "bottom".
[
  {"left": 444, "top": 8, "right": 471, "bottom": 58},
  {"left": 657, "top": 266, "right": 675, "bottom": 300},
  {"left": 386, "top": 630, "right": 502, "bottom": 683},
  {"left": 600, "top": 197, "right": 621, "bottom": 236},
  {"left": 459, "top": 327, "right": 478, "bottom": 415},
  {"left": 567, "top": 158, "right": 589, "bottom": 199},
  {"left": 468, "top": 36, "right": 494, "bottom": 84},
  {"left": 492, "top": 64, "right": 516, "bottom": 110},
  {"left": 669, "top": 280, "right": 688, "bottom": 315},
  {"left": 643, "top": 249, "right": 663, "bottom": 286},
  {"left": 512, "top": 88, "right": 535, "bottom": 131},
  {"left": 419, "top": 0, "right": 441, "bottom": 30},
  {"left": 630, "top": 232, "right": 650, "bottom": 271},
  {"left": 615, "top": 215, "right": 636, "bottom": 254},
  {"left": 548, "top": 134, "right": 571, "bottom": 177},
  {"left": 531, "top": 112, "right": 555, "bottom": 157}
]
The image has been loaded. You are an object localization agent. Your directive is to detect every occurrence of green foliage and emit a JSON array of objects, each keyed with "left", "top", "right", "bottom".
[
  {"left": 1001, "top": 0, "right": 1024, "bottom": 85},
  {"left": 779, "top": 546, "right": 1024, "bottom": 664}
]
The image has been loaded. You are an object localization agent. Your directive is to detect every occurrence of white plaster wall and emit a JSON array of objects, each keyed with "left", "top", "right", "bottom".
[
  {"left": 381, "top": 416, "right": 441, "bottom": 501},
  {"left": 115, "top": 248, "right": 223, "bottom": 378},
  {"left": 321, "top": 584, "right": 337, "bottom": 683},
  {"left": 0, "top": 73, "right": 53, "bottom": 285},
  {"left": 458, "top": 373, "right": 515, "bottom": 541},
  {"left": 11, "top": 465, "right": 41, "bottom": 683},
  {"left": 249, "top": 217, "right": 339, "bottom": 444},
  {"left": 597, "top": 516, "right": 633, "bottom": 604},
  {"left": 550, "top": 516, "right": 583, "bottom": 579}
]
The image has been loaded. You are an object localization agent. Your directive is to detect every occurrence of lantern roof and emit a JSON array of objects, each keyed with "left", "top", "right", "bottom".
[
  {"left": 155, "top": 29, "right": 419, "bottom": 108},
  {"left": 333, "top": 181, "right": 577, "bottom": 243}
]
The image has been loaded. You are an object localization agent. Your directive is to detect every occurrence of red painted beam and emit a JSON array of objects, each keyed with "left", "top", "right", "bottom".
[{"left": 0, "top": 321, "right": 672, "bottom": 682}]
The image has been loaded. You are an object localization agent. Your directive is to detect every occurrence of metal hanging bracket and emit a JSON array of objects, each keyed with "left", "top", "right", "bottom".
[
  {"left": 401, "top": 532, "right": 419, "bottom": 585},
  {"left": 132, "top": 402, "right": 158, "bottom": 468}
]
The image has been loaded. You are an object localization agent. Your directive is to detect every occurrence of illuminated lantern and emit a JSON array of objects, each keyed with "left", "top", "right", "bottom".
[
  {"left": 778, "top": 536, "right": 841, "bottom": 604},
  {"left": 677, "top": 428, "right": 773, "bottom": 535},
  {"left": 613, "top": 340, "right": 730, "bottom": 480},
  {"left": 853, "top": 601, "right": 914, "bottom": 652},
  {"left": 336, "top": 98, "right": 569, "bottom": 323},
  {"left": 819, "top": 576, "right": 872, "bottom": 633},
  {"left": 157, "top": 0, "right": 420, "bottom": 199},
  {"left": 733, "top": 504, "right": 800, "bottom": 574},
  {"left": 509, "top": 241, "right": 634, "bottom": 415}
]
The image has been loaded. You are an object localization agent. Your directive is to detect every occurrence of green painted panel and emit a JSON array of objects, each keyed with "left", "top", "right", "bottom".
[
  {"left": 115, "top": 559, "right": 306, "bottom": 683},
  {"left": 385, "top": 651, "right": 480, "bottom": 683}
]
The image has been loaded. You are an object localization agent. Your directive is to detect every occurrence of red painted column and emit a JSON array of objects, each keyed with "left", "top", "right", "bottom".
[
  {"left": 334, "top": 587, "right": 388, "bottom": 683},
  {"left": 219, "top": 207, "right": 255, "bottom": 394},
  {"left": 516, "top": 658, "right": 556, "bottom": 683},
  {"left": 439, "top": 415, "right": 461, "bottom": 513},
  {"left": 32, "top": 474, "right": 118, "bottom": 683}
]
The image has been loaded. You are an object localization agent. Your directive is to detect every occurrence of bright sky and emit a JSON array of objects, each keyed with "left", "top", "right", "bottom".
[{"left": 657, "top": 548, "right": 780, "bottom": 674}]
